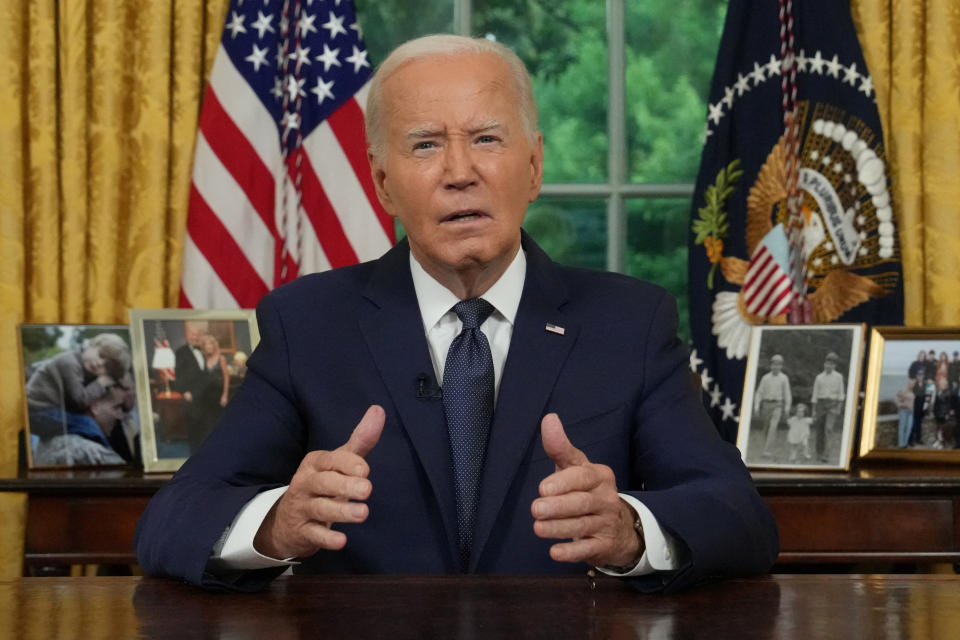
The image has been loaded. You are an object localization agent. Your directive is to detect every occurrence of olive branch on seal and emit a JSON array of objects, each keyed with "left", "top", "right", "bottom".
[{"left": 692, "top": 159, "right": 742, "bottom": 289}]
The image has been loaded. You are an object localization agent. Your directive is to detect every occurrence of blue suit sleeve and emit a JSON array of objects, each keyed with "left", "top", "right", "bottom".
[{"left": 622, "top": 291, "right": 779, "bottom": 593}]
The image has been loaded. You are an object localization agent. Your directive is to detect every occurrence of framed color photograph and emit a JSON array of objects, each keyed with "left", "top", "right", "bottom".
[
  {"left": 20, "top": 324, "right": 140, "bottom": 469},
  {"left": 860, "top": 327, "right": 960, "bottom": 462},
  {"left": 737, "top": 324, "right": 865, "bottom": 470},
  {"left": 129, "top": 309, "right": 259, "bottom": 472}
]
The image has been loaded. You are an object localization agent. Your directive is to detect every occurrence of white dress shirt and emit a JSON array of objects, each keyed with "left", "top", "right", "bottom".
[{"left": 211, "top": 247, "right": 679, "bottom": 577}]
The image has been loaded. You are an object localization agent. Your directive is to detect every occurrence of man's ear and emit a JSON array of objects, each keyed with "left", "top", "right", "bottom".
[
  {"left": 527, "top": 132, "right": 544, "bottom": 203},
  {"left": 368, "top": 151, "right": 395, "bottom": 216}
]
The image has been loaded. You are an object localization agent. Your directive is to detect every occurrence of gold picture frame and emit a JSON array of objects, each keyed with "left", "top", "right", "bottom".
[
  {"left": 860, "top": 326, "right": 960, "bottom": 462},
  {"left": 129, "top": 309, "right": 259, "bottom": 473},
  {"left": 737, "top": 324, "right": 865, "bottom": 471}
]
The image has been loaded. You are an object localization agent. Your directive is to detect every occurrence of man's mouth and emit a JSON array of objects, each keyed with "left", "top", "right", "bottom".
[{"left": 442, "top": 210, "right": 487, "bottom": 223}]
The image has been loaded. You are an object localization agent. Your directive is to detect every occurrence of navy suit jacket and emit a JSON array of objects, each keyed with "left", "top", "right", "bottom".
[{"left": 135, "top": 233, "right": 778, "bottom": 592}]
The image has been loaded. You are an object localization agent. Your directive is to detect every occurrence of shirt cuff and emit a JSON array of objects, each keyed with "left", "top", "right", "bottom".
[
  {"left": 209, "top": 486, "right": 299, "bottom": 571},
  {"left": 595, "top": 493, "right": 680, "bottom": 578}
]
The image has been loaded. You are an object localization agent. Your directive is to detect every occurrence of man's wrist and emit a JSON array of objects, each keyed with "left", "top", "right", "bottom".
[{"left": 601, "top": 501, "right": 644, "bottom": 572}]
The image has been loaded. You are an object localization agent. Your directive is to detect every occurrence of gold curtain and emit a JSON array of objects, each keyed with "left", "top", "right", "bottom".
[
  {"left": 0, "top": 0, "right": 228, "bottom": 577},
  {"left": 851, "top": 0, "right": 960, "bottom": 326}
]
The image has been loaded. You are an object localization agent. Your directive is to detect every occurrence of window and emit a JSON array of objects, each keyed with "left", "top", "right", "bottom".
[{"left": 356, "top": 0, "right": 726, "bottom": 338}]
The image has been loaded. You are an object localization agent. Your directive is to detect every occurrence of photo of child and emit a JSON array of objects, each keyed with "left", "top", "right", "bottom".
[{"left": 786, "top": 403, "right": 812, "bottom": 463}]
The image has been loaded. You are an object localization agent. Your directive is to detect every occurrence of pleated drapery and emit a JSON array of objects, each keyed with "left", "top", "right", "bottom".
[
  {"left": 0, "top": 0, "right": 229, "bottom": 577},
  {"left": 851, "top": 0, "right": 960, "bottom": 326}
]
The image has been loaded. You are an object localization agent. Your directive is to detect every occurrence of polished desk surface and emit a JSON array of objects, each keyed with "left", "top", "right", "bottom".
[{"left": 1, "top": 574, "right": 959, "bottom": 639}]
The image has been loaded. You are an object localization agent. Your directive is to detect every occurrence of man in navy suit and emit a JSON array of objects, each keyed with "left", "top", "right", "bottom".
[{"left": 136, "top": 35, "right": 778, "bottom": 593}]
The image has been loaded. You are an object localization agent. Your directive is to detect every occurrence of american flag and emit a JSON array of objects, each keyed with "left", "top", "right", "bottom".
[
  {"left": 180, "top": 0, "right": 395, "bottom": 309},
  {"left": 742, "top": 224, "right": 792, "bottom": 318}
]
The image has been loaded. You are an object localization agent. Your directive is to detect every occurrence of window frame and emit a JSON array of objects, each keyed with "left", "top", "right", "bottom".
[{"left": 455, "top": 0, "right": 695, "bottom": 273}]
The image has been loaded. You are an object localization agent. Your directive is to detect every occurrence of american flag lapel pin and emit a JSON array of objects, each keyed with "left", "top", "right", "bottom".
[{"left": 545, "top": 323, "right": 565, "bottom": 336}]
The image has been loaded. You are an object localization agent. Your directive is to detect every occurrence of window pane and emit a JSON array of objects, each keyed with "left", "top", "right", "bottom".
[
  {"left": 523, "top": 198, "right": 606, "bottom": 270},
  {"left": 355, "top": 0, "right": 454, "bottom": 64},
  {"left": 626, "top": 198, "right": 690, "bottom": 339},
  {"left": 473, "top": 1, "right": 608, "bottom": 183},
  {"left": 625, "top": 1, "right": 725, "bottom": 183}
]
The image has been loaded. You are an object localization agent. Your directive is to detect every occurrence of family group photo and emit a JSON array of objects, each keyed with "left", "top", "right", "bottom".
[{"left": 862, "top": 335, "right": 960, "bottom": 453}]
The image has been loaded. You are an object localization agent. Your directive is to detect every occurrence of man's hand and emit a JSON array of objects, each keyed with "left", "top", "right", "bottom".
[
  {"left": 531, "top": 413, "right": 642, "bottom": 568},
  {"left": 254, "top": 405, "right": 385, "bottom": 560}
]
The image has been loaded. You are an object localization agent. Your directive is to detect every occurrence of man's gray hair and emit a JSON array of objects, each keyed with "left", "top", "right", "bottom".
[
  {"left": 85, "top": 333, "right": 132, "bottom": 379},
  {"left": 364, "top": 34, "right": 539, "bottom": 161}
]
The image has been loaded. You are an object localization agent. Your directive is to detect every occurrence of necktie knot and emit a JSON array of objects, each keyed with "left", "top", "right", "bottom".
[{"left": 453, "top": 298, "right": 494, "bottom": 330}]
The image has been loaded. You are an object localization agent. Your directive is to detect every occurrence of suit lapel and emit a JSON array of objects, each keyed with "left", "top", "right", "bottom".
[
  {"left": 358, "top": 241, "right": 459, "bottom": 567},
  {"left": 470, "top": 235, "right": 579, "bottom": 570}
]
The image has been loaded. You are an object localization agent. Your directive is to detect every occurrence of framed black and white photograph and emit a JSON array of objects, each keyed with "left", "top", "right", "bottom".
[
  {"left": 20, "top": 323, "right": 140, "bottom": 469},
  {"left": 737, "top": 324, "right": 865, "bottom": 470},
  {"left": 129, "top": 309, "right": 259, "bottom": 472},
  {"left": 860, "top": 327, "right": 960, "bottom": 462}
]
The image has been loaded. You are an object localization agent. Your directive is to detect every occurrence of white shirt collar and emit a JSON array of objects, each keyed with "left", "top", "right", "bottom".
[{"left": 409, "top": 246, "right": 526, "bottom": 331}]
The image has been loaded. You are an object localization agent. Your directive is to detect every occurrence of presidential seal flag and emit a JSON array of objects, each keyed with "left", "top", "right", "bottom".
[
  {"left": 688, "top": 0, "right": 904, "bottom": 442},
  {"left": 180, "top": 0, "right": 395, "bottom": 309}
]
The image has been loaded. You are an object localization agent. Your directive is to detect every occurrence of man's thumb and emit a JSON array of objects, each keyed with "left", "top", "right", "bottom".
[
  {"left": 540, "top": 413, "right": 588, "bottom": 469},
  {"left": 342, "top": 405, "right": 386, "bottom": 457}
]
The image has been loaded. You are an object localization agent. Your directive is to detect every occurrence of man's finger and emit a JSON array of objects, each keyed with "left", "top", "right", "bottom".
[
  {"left": 533, "top": 514, "right": 608, "bottom": 540},
  {"left": 540, "top": 413, "right": 589, "bottom": 470},
  {"left": 298, "top": 523, "right": 348, "bottom": 551},
  {"left": 307, "top": 496, "right": 370, "bottom": 525},
  {"left": 306, "top": 470, "right": 372, "bottom": 502},
  {"left": 548, "top": 537, "right": 608, "bottom": 564},
  {"left": 538, "top": 465, "right": 606, "bottom": 497},
  {"left": 340, "top": 405, "right": 386, "bottom": 459}
]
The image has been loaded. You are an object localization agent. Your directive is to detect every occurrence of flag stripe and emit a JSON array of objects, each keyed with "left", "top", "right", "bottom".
[
  {"left": 180, "top": 234, "right": 240, "bottom": 309},
  {"left": 293, "top": 202, "right": 334, "bottom": 275},
  {"left": 187, "top": 186, "right": 270, "bottom": 306},
  {"left": 755, "top": 278, "right": 792, "bottom": 317},
  {"left": 326, "top": 95, "right": 396, "bottom": 241},
  {"left": 293, "top": 152, "right": 360, "bottom": 268},
  {"left": 743, "top": 250, "right": 773, "bottom": 291},
  {"left": 303, "top": 120, "right": 392, "bottom": 260},
  {"left": 208, "top": 46, "right": 281, "bottom": 172},
  {"left": 744, "top": 253, "right": 777, "bottom": 309},
  {"left": 192, "top": 133, "right": 275, "bottom": 289},
  {"left": 198, "top": 90, "right": 276, "bottom": 234},
  {"left": 746, "top": 260, "right": 780, "bottom": 310}
]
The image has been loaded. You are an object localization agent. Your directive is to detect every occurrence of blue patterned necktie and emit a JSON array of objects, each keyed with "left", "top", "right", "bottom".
[{"left": 442, "top": 297, "right": 496, "bottom": 571}]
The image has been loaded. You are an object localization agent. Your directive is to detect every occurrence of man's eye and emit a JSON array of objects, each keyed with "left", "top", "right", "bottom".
[
  {"left": 476, "top": 135, "right": 497, "bottom": 144},
  {"left": 413, "top": 141, "right": 436, "bottom": 150}
]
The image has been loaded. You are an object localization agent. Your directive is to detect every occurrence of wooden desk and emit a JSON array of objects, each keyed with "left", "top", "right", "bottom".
[
  {"left": 1, "top": 574, "right": 959, "bottom": 639},
  {"left": 0, "top": 469, "right": 168, "bottom": 570},
  {"left": 2, "top": 466, "right": 960, "bottom": 571},
  {"left": 756, "top": 466, "right": 960, "bottom": 566}
]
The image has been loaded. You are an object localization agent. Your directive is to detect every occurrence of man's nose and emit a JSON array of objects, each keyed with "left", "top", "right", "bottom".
[{"left": 443, "top": 139, "right": 477, "bottom": 190}]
